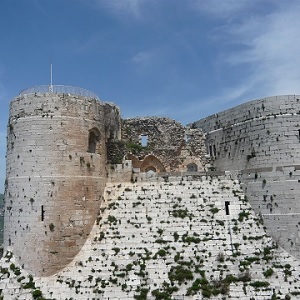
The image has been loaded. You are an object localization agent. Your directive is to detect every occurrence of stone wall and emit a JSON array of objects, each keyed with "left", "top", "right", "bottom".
[
  {"left": 4, "top": 92, "right": 120, "bottom": 276},
  {"left": 193, "top": 95, "right": 300, "bottom": 259},
  {"left": 2, "top": 90, "right": 300, "bottom": 298},
  {"left": 122, "top": 117, "right": 208, "bottom": 172},
  {"left": 1, "top": 175, "right": 300, "bottom": 299}
]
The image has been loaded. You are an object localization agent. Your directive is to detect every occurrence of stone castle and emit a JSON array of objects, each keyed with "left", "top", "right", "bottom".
[{"left": 1, "top": 86, "right": 300, "bottom": 299}]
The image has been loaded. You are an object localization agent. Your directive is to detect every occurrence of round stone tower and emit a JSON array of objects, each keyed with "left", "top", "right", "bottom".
[
  {"left": 4, "top": 86, "right": 120, "bottom": 276},
  {"left": 194, "top": 95, "right": 300, "bottom": 259}
]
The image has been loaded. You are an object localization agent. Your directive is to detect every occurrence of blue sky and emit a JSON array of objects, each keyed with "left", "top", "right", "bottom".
[{"left": 1, "top": 0, "right": 300, "bottom": 192}]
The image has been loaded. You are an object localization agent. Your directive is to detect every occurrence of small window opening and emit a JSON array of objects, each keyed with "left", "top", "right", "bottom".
[
  {"left": 41, "top": 205, "right": 45, "bottom": 221},
  {"left": 88, "top": 129, "right": 100, "bottom": 153},
  {"left": 208, "top": 144, "right": 217, "bottom": 158},
  {"left": 225, "top": 201, "right": 230, "bottom": 215},
  {"left": 88, "top": 132, "right": 97, "bottom": 153},
  {"left": 145, "top": 166, "right": 156, "bottom": 174},
  {"left": 141, "top": 135, "right": 148, "bottom": 147},
  {"left": 187, "top": 163, "right": 198, "bottom": 172},
  {"left": 209, "top": 145, "right": 213, "bottom": 156},
  {"left": 184, "top": 134, "right": 190, "bottom": 143}
]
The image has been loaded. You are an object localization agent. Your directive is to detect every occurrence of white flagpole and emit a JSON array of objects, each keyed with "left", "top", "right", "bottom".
[{"left": 49, "top": 55, "right": 53, "bottom": 92}]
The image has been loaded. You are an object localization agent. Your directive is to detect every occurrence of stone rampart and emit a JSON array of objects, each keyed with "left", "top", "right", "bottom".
[
  {"left": 193, "top": 95, "right": 300, "bottom": 258},
  {"left": 4, "top": 92, "right": 120, "bottom": 276}
]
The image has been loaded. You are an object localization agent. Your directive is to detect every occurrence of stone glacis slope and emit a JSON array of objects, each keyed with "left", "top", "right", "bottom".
[{"left": 0, "top": 174, "right": 299, "bottom": 299}]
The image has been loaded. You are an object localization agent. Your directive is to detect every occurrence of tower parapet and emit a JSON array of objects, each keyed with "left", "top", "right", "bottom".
[
  {"left": 19, "top": 85, "right": 100, "bottom": 100},
  {"left": 4, "top": 88, "right": 120, "bottom": 276}
]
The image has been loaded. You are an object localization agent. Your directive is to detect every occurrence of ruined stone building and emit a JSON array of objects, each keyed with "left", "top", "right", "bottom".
[{"left": 2, "top": 87, "right": 300, "bottom": 299}]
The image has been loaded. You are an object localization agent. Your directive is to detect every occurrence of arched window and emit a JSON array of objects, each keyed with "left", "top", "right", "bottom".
[
  {"left": 145, "top": 166, "right": 156, "bottom": 173},
  {"left": 88, "top": 128, "right": 100, "bottom": 153},
  {"left": 140, "top": 155, "right": 166, "bottom": 173},
  {"left": 187, "top": 163, "right": 198, "bottom": 172},
  {"left": 141, "top": 135, "right": 148, "bottom": 147},
  {"left": 208, "top": 139, "right": 217, "bottom": 158}
]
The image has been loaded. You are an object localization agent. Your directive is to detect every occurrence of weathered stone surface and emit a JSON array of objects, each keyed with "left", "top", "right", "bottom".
[
  {"left": 1, "top": 175, "right": 299, "bottom": 299},
  {"left": 4, "top": 92, "right": 120, "bottom": 276},
  {"left": 193, "top": 94, "right": 300, "bottom": 259},
  {"left": 121, "top": 117, "right": 208, "bottom": 172},
  {"left": 2, "top": 90, "right": 300, "bottom": 299}
]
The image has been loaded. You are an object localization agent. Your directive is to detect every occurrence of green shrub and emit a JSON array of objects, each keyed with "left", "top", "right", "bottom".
[
  {"left": 107, "top": 215, "right": 117, "bottom": 224},
  {"left": 23, "top": 275, "right": 35, "bottom": 289},
  {"left": 126, "top": 142, "right": 143, "bottom": 154},
  {"left": 49, "top": 223, "right": 55, "bottom": 232},
  {"left": 112, "top": 247, "right": 120, "bottom": 255},
  {"left": 32, "top": 289, "right": 42, "bottom": 299},
  {"left": 238, "top": 211, "right": 250, "bottom": 222},
  {"left": 172, "top": 209, "right": 189, "bottom": 218},
  {"left": 173, "top": 232, "right": 179, "bottom": 242},
  {"left": 250, "top": 281, "right": 270, "bottom": 288},
  {"left": 202, "top": 288, "right": 212, "bottom": 298},
  {"left": 263, "top": 268, "right": 274, "bottom": 277},
  {"left": 168, "top": 265, "right": 194, "bottom": 284},
  {"left": 209, "top": 207, "right": 220, "bottom": 214},
  {"left": 216, "top": 220, "right": 224, "bottom": 226},
  {"left": 156, "top": 249, "right": 166, "bottom": 257},
  {"left": 134, "top": 288, "right": 149, "bottom": 300},
  {"left": 151, "top": 289, "right": 172, "bottom": 300}
]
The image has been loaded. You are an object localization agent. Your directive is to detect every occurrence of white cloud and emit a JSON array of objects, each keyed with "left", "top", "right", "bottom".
[
  {"left": 132, "top": 51, "right": 152, "bottom": 64},
  {"left": 192, "top": 1, "right": 300, "bottom": 102},
  {"left": 93, "top": 0, "right": 148, "bottom": 18},
  {"left": 130, "top": 46, "right": 174, "bottom": 75},
  {"left": 190, "top": 0, "right": 262, "bottom": 19},
  {"left": 227, "top": 3, "right": 300, "bottom": 97},
  {"left": 131, "top": 49, "right": 158, "bottom": 69},
  {"left": 179, "top": 82, "right": 256, "bottom": 122},
  {"left": 73, "top": 34, "right": 105, "bottom": 54}
]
